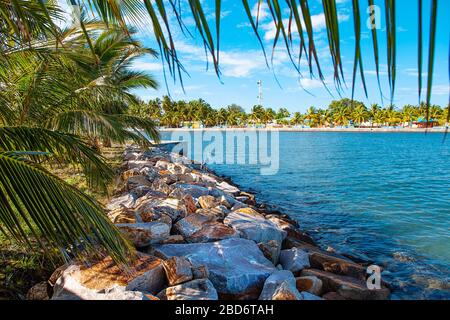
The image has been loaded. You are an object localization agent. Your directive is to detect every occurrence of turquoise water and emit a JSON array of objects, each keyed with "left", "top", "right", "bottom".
[{"left": 160, "top": 131, "right": 450, "bottom": 299}]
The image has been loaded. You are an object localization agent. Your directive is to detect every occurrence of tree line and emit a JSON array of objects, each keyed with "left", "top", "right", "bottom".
[{"left": 129, "top": 97, "right": 449, "bottom": 128}]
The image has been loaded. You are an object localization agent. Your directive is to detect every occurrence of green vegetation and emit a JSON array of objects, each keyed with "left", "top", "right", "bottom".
[{"left": 130, "top": 97, "right": 449, "bottom": 128}]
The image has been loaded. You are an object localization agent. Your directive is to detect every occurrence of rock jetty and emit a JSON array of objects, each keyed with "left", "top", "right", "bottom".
[{"left": 30, "top": 145, "right": 391, "bottom": 300}]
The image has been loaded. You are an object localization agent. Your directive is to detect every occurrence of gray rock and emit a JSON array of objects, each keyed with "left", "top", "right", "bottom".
[
  {"left": 279, "top": 248, "right": 310, "bottom": 275},
  {"left": 106, "top": 193, "right": 137, "bottom": 211},
  {"left": 224, "top": 210, "right": 286, "bottom": 246},
  {"left": 170, "top": 184, "right": 210, "bottom": 200},
  {"left": 216, "top": 181, "right": 240, "bottom": 195},
  {"left": 259, "top": 270, "right": 302, "bottom": 300},
  {"left": 300, "top": 291, "right": 323, "bottom": 300},
  {"left": 295, "top": 276, "right": 323, "bottom": 296},
  {"left": 162, "top": 257, "right": 193, "bottom": 286},
  {"left": 116, "top": 222, "right": 170, "bottom": 247},
  {"left": 153, "top": 238, "right": 277, "bottom": 299},
  {"left": 159, "top": 279, "right": 218, "bottom": 300}
]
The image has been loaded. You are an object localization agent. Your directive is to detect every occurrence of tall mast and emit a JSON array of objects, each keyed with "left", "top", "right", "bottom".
[{"left": 257, "top": 80, "right": 263, "bottom": 106}]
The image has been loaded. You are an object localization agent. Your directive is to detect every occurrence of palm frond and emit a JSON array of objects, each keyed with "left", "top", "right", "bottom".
[
  {"left": 0, "top": 151, "right": 134, "bottom": 265},
  {"left": 425, "top": 0, "right": 438, "bottom": 124},
  {"left": 0, "top": 127, "right": 114, "bottom": 191}
]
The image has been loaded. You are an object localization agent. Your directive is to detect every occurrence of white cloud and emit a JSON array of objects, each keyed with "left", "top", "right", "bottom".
[
  {"left": 133, "top": 61, "right": 163, "bottom": 72},
  {"left": 252, "top": 2, "right": 270, "bottom": 21}
]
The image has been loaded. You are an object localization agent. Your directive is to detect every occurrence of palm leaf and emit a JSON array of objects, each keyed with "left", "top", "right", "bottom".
[
  {"left": 0, "top": 152, "right": 134, "bottom": 265},
  {"left": 351, "top": 0, "right": 368, "bottom": 100},
  {"left": 368, "top": 0, "right": 384, "bottom": 103},
  {"left": 425, "top": 0, "right": 438, "bottom": 124},
  {"left": 0, "top": 127, "right": 114, "bottom": 191}
]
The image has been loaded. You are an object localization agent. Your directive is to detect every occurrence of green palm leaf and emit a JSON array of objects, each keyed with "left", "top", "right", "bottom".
[{"left": 0, "top": 152, "right": 134, "bottom": 265}]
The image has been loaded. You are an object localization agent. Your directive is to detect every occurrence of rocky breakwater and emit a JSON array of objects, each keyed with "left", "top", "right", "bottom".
[{"left": 31, "top": 145, "right": 391, "bottom": 300}]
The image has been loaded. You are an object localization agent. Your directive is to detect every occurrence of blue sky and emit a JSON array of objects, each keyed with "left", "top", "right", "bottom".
[{"left": 127, "top": 0, "right": 450, "bottom": 112}]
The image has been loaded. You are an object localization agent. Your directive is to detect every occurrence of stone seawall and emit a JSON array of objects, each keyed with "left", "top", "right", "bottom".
[{"left": 33, "top": 145, "right": 391, "bottom": 301}]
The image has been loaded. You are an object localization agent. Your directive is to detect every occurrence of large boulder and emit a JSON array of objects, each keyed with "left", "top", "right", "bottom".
[
  {"left": 127, "top": 160, "right": 154, "bottom": 171},
  {"left": 279, "top": 248, "right": 310, "bottom": 275},
  {"left": 152, "top": 238, "right": 277, "bottom": 300},
  {"left": 174, "top": 213, "right": 217, "bottom": 238},
  {"left": 158, "top": 279, "right": 218, "bottom": 300},
  {"left": 186, "top": 222, "right": 239, "bottom": 243},
  {"left": 170, "top": 184, "right": 210, "bottom": 200},
  {"left": 224, "top": 209, "right": 287, "bottom": 246},
  {"left": 259, "top": 270, "right": 302, "bottom": 300},
  {"left": 135, "top": 197, "right": 187, "bottom": 222},
  {"left": 216, "top": 181, "right": 240, "bottom": 195},
  {"left": 126, "top": 175, "right": 153, "bottom": 191},
  {"left": 107, "top": 207, "right": 137, "bottom": 224},
  {"left": 116, "top": 222, "right": 170, "bottom": 247},
  {"left": 162, "top": 257, "right": 193, "bottom": 286},
  {"left": 300, "top": 269, "right": 390, "bottom": 300},
  {"left": 52, "top": 254, "right": 165, "bottom": 299}
]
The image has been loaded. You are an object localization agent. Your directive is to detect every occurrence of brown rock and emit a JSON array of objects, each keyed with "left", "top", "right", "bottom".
[
  {"left": 116, "top": 222, "right": 170, "bottom": 247},
  {"left": 300, "top": 269, "right": 390, "bottom": 300},
  {"left": 159, "top": 279, "right": 218, "bottom": 300},
  {"left": 309, "top": 251, "right": 366, "bottom": 280},
  {"left": 234, "top": 207, "right": 261, "bottom": 216},
  {"left": 198, "top": 195, "right": 217, "bottom": 209},
  {"left": 186, "top": 222, "right": 239, "bottom": 243},
  {"left": 26, "top": 281, "right": 50, "bottom": 300},
  {"left": 295, "top": 276, "right": 323, "bottom": 296},
  {"left": 162, "top": 257, "right": 193, "bottom": 286},
  {"left": 121, "top": 168, "right": 140, "bottom": 181},
  {"left": 182, "top": 194, "right": 197, "bottom": 214},
  {"left": 78, "top": 253, "right": 165, "bottom": 294},
  {"left": 107, "top": 207, "right": 136, "bottom": 224},
  {"left": 174, "top": 213, "right": 218, "bottom": 238},
  {"left": 160, "top": 235, "right": 185, "bottom": 244},
  {"left": 196, "top": 207, "right": 227, "bottom": 220}
]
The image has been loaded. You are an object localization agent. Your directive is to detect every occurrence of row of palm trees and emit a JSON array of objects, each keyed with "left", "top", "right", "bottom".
[{"left": 130, "top": 97, "right": 449, "bottom": 128}]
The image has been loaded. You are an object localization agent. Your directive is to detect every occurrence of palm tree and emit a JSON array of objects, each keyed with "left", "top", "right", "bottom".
[
  {"left": 0, "top": 23, "right": 160, "bottom": 263},
  {"left": 333, "top": 106, "right": 350, "bottom": 126},
  {"left": 352, "top": 104, "right": 369, "bottom": 126},
  {"left": 291, "top": 112, "right": 304, "bottom": 126}
]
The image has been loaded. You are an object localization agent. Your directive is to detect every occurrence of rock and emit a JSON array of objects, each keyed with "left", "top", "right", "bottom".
[
  {"left": 135, "top": 197, "right": 186, "bottom": 222},
  {"left": 259, "top": 270, "right": 302, "bottom": 300},
  {"left": 159, "top": 235, "right": 185, "bottom": 244},
  {"left": 198, "top": 195, "right": 217, "bottom": 209},
  {"left": 192, "top": 265, "right": 209, "bottom": 279},
  {"left": 107, "top": 207, "right": 136, "bottom": 224},
  {"left": 216, "top": 181, "right": 240, "bottom": 195},
  {"left": 106, "top": 193, "right": 137, "bottom": 211},
  {"left": 230, "top": 202, "right": 248, "bottom": 211},
  {"left": 130, "top": 186, "right": 154, "bottom": 198},
  {"left": 174, "top": 213, "right": 217, "bottom": 238},
  {"left": 218, "top": 195, "right": 232, "bottom": 208},
  {"left": 196, "top": 207, "right": 228, "bottom": 220},
  {"left": 300, "top": 292, "right": 323, "bottom": 300},
  {"left": 124, "top": 152, "right": 140, "bottom": 161},
  {"left": 177, "top": 173, "right": 195, "bottom": 183},
  {"left": 128, "top": 160, "right": 154, "bottom": 170},
  {"left": 155, "top": 160, "right": 170, "bottom": 170},
  {"left": 153, "top": 238, "right": 277, "bottom": 300},
  {"left": 322, "top": 291, "right": 346, "bottom": 300},
  {"left": 159, "top": 279, "right": 218, "bottom": 300},
  {"left": 295, "top": 276, "right": 323, "bottom": 296},
  {"left": 116, "top": 222, "right": 170, "bottom": 247},
  {"left": 300, "top": 269, "right": 390, "bottom": 300},
  {"left": 52, "top": 254, "right": 165, "bottom": 299},
  {"left": 126, "top": 175, "right": 152, "bottom": 191},
  {"left": 182, "top": 194, "right": 197, "bottom": 214},
  {"left": 279, "top": 248, "right": 310, "bottom": 275},
  {"left": 121, "top": 168, "right": 140, "bottom": 181},
  {"left": 170, "top": 184, "right": 209, "bottom": 200},
  {"left": 258, "top": 240, "right": 281, "bottom": 265},
  {"left": 139, "top": 166, "right": 160, "bottom": 182},
  {"left": 162, "top": 257, "right": 193, "bottom": 286},
  {"left": 26, "top": 281, "right": 50, "bottom": 300},
  {"left": 138, "top": 210, "right": 172, "bottom": 226},
  {"left": 224, "top": 210, "right": 286, "bottom": 246},
  {"left": 309, "top": 251, "right": 366, "bottom": 280},
  {"left": 151, "top": 179, "right": 173, "bottom": 195},
  {"left": 186, "top": 221, "right": 239, "bottom": 243}
]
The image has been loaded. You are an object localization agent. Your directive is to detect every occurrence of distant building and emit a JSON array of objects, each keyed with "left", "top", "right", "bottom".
[{"left": 412, "top": 117, "right": 439, "bottom": 128}]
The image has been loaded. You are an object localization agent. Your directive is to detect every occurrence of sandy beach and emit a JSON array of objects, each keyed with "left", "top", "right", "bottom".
[{"left": 159, "top": 127, "right": 449, "bottom": 133}]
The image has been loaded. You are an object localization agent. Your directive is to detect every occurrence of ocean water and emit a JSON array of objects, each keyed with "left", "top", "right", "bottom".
[{"left": 160, "top": 130, "right": 450, "bottom": 299}]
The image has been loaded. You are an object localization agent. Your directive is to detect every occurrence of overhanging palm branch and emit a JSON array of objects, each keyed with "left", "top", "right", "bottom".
[
  {"left": 0, "top": 151, "right": 134, "bottom": 265},
  {"left": 0, "top": 127, "right": 114, "bottom": 191}
]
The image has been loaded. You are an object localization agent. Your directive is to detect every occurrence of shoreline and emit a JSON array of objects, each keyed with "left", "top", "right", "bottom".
[
  {"left": 159, "top": 127, "right": 449, "bottom": 133},
  {"left": 40, "top": 144, "right": 391, "bottom": 301}
]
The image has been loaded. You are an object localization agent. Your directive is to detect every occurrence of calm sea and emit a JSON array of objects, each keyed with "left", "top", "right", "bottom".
[{"left": 160, "top": 130, "right": 450, "bottom": 299}]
